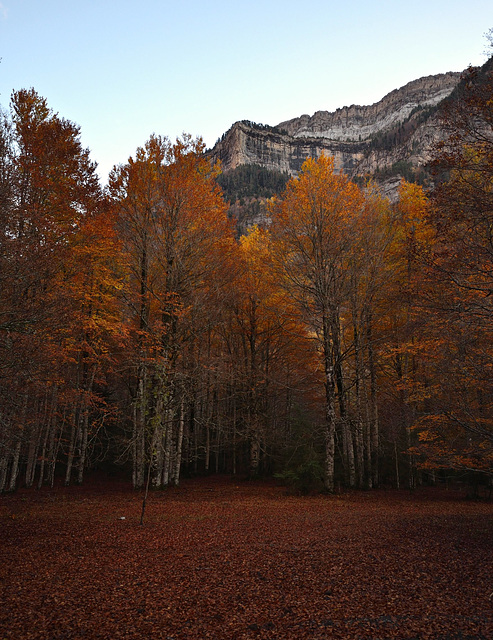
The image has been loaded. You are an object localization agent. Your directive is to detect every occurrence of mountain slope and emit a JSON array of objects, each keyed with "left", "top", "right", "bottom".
[{"left": 209, "top": 71, "right": 462, "bottom": 200}]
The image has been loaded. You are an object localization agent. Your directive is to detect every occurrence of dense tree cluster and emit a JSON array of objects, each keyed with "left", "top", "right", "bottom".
[
  {"left": 216, "top": 164, "right": 290, "bottom": 203},
  {"left": 1, "top": 56, "right": 492, "bottom": 493}
]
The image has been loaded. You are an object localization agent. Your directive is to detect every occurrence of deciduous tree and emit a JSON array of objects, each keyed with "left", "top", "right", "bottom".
[
  {"left": 0, "top": 89, "right": 108, "bottom": 491},
  {"left": 270, "top": 155, "right": 365, "bottom": 491},
  {"left": 109, "top": 135, "right": 233, "bottom": 488}
]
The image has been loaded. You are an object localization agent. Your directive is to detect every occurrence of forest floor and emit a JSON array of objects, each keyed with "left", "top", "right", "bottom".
[{"left": 1, "top": 476, "right": 492, "bottom": 640}]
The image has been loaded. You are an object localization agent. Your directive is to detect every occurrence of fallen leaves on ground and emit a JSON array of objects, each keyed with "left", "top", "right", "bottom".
[{"left": 1, "top": 477, "right": 492, "bottom": 639}]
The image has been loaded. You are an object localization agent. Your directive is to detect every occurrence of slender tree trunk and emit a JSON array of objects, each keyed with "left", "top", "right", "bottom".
[
  {"left": 250, "top": 434, "right": 260, "bottom": 476},
  {"left": 394, "top": 439, "right": 400, "bottom": 490},
  {"left": 25, "top": 396, "right": 41, "bottom": 488},
  {"left": 332, "top": 314, "right": 355, "bottom": 487},
  {"left": 406, "top": 423, "right": 415, "bottom": 490},
  {"left": 132, "top": 402, "right": 138, "bottom": 488},
  {"left": 246, "top": 297, "right": 263, "bottom": 478},
  {"left": 345, "top": 424, "right": 356, "bottom": 488},
  {"left": 134, "top": 364, "right": 147, "bottom": 489},
  {"left": 366, "top": 310, "right": 379, "bottom": 488},
  {"left": 8, "top": 439, "right": 22, "bottom": 492},
  {"left": 77, "top": 368, "right": 96, "bottom": 485},
  {"left": 168, "top": 424, "right": 176, "bottom": 487},
  {"left": 323, "top": 312, "right": 337, "bottom": 492},
  {"left": 232, "top": 390, "right": 237, "bottom": 476},
  {"left": 0, "top": 450, "right": 8, "bottom": 493},
  {"left": 215, "top": 413, "right": 220, "bottom": 474},
  {"left": 25, "top": 435, "right": 38, "bottom": 488},
  {"left": 77, "top": 403, "right": 89, "bottom": 485},
  {"left": 162, "top": 407, "right": 173, "bottom": 486},
  {"left": 37, "top": 421, "right": 49, "bottom": 490},
  {"left": 353, "top": 310, "right": 365, "bottom": 488},
  {"left": 152, "top": 385, "right": 166, "bottom": 489},
  {"left": 193, "top": 405, "right": 198, "bottom": 475},
  {"left": 205, "top": 423, "right": 210, "bottom": 473},
  {"left": 49, "top": 409, "right": 64, "bottom": 489},
  {"left": 8, "top": 394, "right": 28, "bottom": 491},
  {"left": 64, "top": 407, "right": 78, "bottom": 486},
  {"left": 173, "top": 397, "right": 185, "bottom": 486},
  {"left": 363, "top": 372, "right": 373, "bottom": 490},
  {"left": 140, "top": 459, "right": 152, "bottom": 526}
]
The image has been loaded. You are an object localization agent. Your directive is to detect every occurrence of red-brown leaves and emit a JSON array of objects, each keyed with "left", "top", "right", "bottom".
[{"left": 1, "top": 477, "right": 492, "bottom": 639}]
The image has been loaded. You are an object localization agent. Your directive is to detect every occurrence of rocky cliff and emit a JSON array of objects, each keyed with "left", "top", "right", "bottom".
[
  {"left": 277, "top": 72, "right": 460, "bottom": 142},
  {"left": 210, "top": 121, "right": 366, "bottom": 175},
  {"left": 209, "top": 71, "right": 462, "bottom": 194}
]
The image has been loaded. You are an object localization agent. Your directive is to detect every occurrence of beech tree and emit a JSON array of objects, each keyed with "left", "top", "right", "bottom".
[
  {"left": 214, "top": 225, "right": 318, "bottom": 477},
  {"left": 109, "top": 135, "right": 233, "bottom": 488},
  {"left": 341, "top": 183, "right": 394, "bottom": 488},
  {"left": 0, "top": 89, "right": 109, "bottom": 491},
  {"left": 376, "top": 181, "right": 434, "bottom": 489},
  {"left": 4, "top": 64, "right": 493, "bottom": 492},
  {"left": 270, "top": 155, "right": 366, "bottom": 491},
  {"left": 409, "top": 58, "right": 493, "bottom": 478}
]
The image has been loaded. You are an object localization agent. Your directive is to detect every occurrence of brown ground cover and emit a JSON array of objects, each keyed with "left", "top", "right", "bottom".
[{"left": 1, "top": 476, "right": 492, "bottom": 639}]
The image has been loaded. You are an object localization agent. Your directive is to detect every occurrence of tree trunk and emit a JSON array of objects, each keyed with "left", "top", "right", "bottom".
[
  {"left": 37, "top": 421, "right": 49, "bottom": 490},
  {"left": 0, "top": 450, "right": 8, "bottom": 493},
  {"left": 205, "top": 423, "right": 210, "bottom": 473},
  {"left": 8, "top": 439, "right": 22, "bottom": 492},
  {"left": 394, "top": 439, "right": 401, "bottom": 490},
  {"left": 64, "top": 408, "right": 78, "bottom": 486},
  {"left": 366, "top": 310, "right": 379, "bottom": 488},
  {"left": 77, "top": 368, "right": 96, "bottom": 485},
  {"left": 323, "top": 312, "right": 337, "bottom": 492},
  {"left": 8, "top": 394, "right": 28, "bottom": 491},
  {"left": 332, "top": 314, "right": 355, "bottom": 488},
  {"left": 133, "top": 365, "right": 147, "bottom": 489},
  {"left": 162, "top": 407, "right": 173, "bottom": 486},
  {"left": 77, "top": 405, "right": 89, "bottom": 485},
  {"left": 48, "top": 415, "right": 63, "bottom": 489},
  {"left": 152, "top": 387, "right": 166, "bottom": 489},
  {"left": 173, "top": 397, "right": 185, "bottom": 486},
  {"left": 353, "top": 311, "right": 365, "bottom": 489},
  {"left": 25, "top": 396, "right": 41, "bottom": 488}
]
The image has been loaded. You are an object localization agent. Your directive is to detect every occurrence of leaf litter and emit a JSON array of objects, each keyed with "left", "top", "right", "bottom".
[{"left": 1, "top": 476, "right": 492, "bottom": 639}]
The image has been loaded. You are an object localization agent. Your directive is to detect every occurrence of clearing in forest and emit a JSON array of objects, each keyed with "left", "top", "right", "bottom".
[{"left": 1, "top": 476, "right": 492, "bottom": 639}]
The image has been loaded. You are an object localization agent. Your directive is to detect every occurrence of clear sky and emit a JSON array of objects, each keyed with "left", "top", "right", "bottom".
[{"left": 0, "top": 0, "right": 491, "bottom": 183}]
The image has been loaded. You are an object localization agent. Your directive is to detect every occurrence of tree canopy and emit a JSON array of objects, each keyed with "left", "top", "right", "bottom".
[{"left": 1, "top": 58, "right": 493, "bottom": 492}]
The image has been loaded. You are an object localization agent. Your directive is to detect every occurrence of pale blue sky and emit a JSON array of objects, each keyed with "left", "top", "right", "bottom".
[{"left": 0, "top": 0, "right": 491, "bottom": 183}]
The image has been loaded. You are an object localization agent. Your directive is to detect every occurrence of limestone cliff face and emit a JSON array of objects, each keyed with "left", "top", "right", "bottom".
[
  {"left": 209, "top": 71, "right": 462, "bottom": 186},
  {"left": 211, "top": 122, "right": 366, "bottom": 175},
  {"left": 277, "top": 72, "right": 460, "bottom": 142}
]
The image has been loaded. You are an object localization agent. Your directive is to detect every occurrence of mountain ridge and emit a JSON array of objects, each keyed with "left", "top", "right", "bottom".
[
  {"left": 276, "top": 71, "right": 461, "bottom": 142},
  {"left": 209, "top": 69, "right": 463, "bottom": 198}
]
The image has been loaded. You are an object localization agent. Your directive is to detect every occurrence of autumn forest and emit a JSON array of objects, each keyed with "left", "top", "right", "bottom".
[{"left": 1, "top": 57, "right": 493, "bottom": 498}]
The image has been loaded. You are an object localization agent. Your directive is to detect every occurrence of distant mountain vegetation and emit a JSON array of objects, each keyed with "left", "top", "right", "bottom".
[
  {"left": 215, "top": 164, "right": 291, "bottom": 234},
  {"left": 367, "top": 104, "right": 440, "bottom": 152},
  {"left": 212, "top": 57, "right": 493, "bottom": 231},
  {"left": 209, "top": 69, "right": 466, "bottom": 228},
  {"left": 216, "top": 163, "right": 290, "bottom": 204}
]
